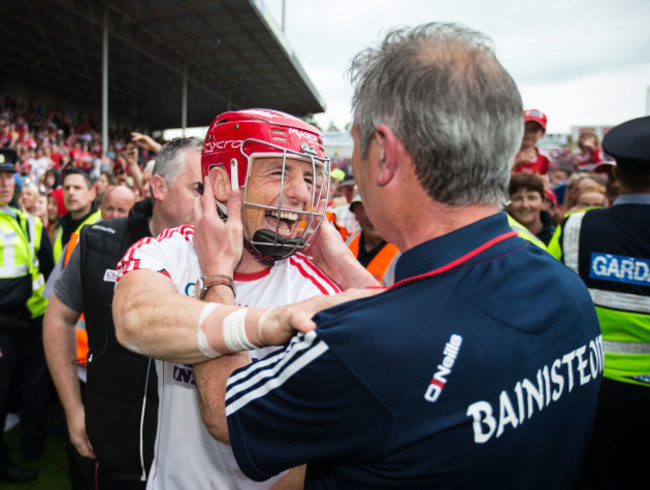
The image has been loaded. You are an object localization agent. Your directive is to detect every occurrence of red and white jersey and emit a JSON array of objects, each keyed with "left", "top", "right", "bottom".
[
  {"left": 512, "top": 148, "right": 550, "bottom": 175},
  {"left": 574, "top": 147, "right": 603, "bottom": 170},
  {"left": 117, "top": 225, "right": 340, "bottom": 490}
]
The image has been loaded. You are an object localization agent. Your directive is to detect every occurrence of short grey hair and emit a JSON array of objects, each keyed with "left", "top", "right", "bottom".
[
  {"left": 153, "top": 137, "right": 203, "bottom": 186},
  {"left": 350, "top": 22, "right": 523, "bottom": 206}
]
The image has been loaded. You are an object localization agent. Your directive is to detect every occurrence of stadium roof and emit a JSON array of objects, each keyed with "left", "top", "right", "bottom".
[{"left": 0, "top": 0, "right": 326, "bottom": 131}]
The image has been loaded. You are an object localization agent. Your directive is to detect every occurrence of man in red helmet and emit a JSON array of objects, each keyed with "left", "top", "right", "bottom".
[{"left": 113, "top": 109, "right": 377, "bottom": 489}]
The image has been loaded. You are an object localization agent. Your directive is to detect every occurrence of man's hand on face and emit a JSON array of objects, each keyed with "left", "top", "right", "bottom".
[
  {"left": 193, "top": 176, "right": 243, "bottom": 277},
  {"left": 301, "top": 199, "right": 380, "bottom": 290}
]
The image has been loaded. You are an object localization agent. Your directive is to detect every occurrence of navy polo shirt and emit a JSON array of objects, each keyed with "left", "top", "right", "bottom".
[{"left": 226, "top": 212, "right": 601, "bottom": 489}]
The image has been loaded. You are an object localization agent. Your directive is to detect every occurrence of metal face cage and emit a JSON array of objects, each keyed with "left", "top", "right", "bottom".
[{"left": 237, "top": 138, "right": 330, "bottom": 260}]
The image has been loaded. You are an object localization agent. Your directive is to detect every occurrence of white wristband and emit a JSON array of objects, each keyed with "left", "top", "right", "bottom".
[
  {"left": 223, "top": 308, "right": 257, "bottom": 352},
  {"left": 197, "top": 303, "right": 221, "bottom": 358}
]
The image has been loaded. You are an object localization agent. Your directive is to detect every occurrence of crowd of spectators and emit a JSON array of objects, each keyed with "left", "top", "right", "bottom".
[
  {"left": 506, "top": 108, "right": 617, "bottom": 246},
  {"left": 1, "top": 95, "right": 160, "bottom": 226},
  {"left": 0, "top": 95, "right": 162, "bottom": 483}
]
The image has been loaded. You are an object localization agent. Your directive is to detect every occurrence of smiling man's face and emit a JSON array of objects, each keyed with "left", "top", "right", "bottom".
[{"left": 242, "top": 156, "right": 320, "bottom": 242}]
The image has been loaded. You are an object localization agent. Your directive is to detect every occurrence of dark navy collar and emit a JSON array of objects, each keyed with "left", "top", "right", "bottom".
[
  {"left": 394, "top": 212, "right": 517, "bottom": 283},
  {"left": 612, "top": 193, "right": 650, "bottom": 206}
]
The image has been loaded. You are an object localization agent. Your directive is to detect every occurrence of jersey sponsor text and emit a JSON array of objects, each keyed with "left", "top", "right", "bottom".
[{"left": 424, "top": 334, "right": 463, "bottom": 403}]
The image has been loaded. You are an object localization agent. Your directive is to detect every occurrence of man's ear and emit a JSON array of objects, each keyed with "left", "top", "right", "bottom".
[
  {"left": 209, "top": 166, "right": 232, "bottom": 202},
  {"left": 149, "top": 174, "right": 167, "bottom": 201},
  {"left": 374, "top": 125, "right": 400, "bottom": 186}
]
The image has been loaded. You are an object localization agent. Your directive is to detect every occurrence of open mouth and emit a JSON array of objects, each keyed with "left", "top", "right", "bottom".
[{"left": 264, "top": 209, "right": 300, "bottom": 237}]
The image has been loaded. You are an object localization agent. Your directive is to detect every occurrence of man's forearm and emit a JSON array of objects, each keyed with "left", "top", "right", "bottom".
[
  {"left": 43, "top": 294, "right": 84, "bottom": 421},
  {"left": 194, "top": 352, "right": 249, "bottom": 444},
  {"left": 113, "top": 270, "right": 254, "bottom": 364},
  {"left": 114, "top": 271, "right": 380, "bottom": 364}
]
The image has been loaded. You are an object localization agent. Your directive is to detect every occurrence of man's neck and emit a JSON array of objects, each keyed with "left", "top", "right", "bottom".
[
  {"left": 618, "top": 184, "right": 650, "bottom": 196},
  {"left": 526, "top": 215, "right": 543, "bottom": 235},
  {"left": 236, "top": 248, "right": 270, "bottom": 275},
  {"left": 520, "top": 146, "right": 537, "bottom": 154},
  {"left": 395, "top": 202, "right": 502, "bottom": 253},
  {"left": 149, "top": 215, "right": 162, "bottom": 237},
  {"left": 70, "top": 207, "right": 92, "bottom": 221},
  {"left": 362, "top": 233, "right": 384, "bottom": 252}
]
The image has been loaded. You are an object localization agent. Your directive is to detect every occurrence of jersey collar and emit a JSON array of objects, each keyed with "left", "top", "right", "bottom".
[
  {"left": 612, "top": 193, "right": 650, "bottom": 206},
  {"left": 394, "top": 212, "right": 519, "bottom": 284}
]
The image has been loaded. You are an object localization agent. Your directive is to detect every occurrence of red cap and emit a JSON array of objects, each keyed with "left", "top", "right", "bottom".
[
  {"left": 524, "top": 109, "right": 547, "bottom": 131},
  {"left": 592, "top": 160, "right": 616, "bottom": 174},
  {"left": 544, "top": 187, "right": 558, "bottom": 207}
]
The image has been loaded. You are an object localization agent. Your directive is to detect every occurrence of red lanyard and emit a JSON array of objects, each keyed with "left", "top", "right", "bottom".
[{"left": 390, "top": 231, "right": 518, "bottom": 289}]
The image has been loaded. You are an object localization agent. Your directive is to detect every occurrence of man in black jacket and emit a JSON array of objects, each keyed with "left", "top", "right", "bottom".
[{"left": 43, "top": 137, "right": 202, "bottom": 488}]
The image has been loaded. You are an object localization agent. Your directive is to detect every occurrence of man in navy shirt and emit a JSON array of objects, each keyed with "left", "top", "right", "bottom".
[{"left": 201, "top": 22, "right": 602, "bottom": 488}]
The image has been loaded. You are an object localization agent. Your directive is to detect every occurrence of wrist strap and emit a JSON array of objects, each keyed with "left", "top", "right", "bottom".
[{"left": 203, "top": 274, "right": 235, "bottom": 298}]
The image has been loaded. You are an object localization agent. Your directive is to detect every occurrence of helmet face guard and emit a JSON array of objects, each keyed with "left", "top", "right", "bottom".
[
  {"left": 201, "top": 109, "right": 330, "bottom": 264},
  {"left": 239, "top": 141, "right": 329, "bottom": 262}
]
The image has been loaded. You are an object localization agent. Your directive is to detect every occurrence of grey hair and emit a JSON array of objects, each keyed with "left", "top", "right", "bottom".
[
  {"left": 153, "top": 137, "right": 203, "bottom": 186},
  {"left": 350, "top": 22, "right": 523, "bottom": 206}
]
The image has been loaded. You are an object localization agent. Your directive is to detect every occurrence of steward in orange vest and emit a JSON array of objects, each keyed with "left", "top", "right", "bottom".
[{"left": 347, "top": 187, "right": 399, "bottom": 284}]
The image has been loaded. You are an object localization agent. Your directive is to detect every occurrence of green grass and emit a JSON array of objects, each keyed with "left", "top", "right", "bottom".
[{"left": 3, "top": 423, "right": 70, "bottom": 489}]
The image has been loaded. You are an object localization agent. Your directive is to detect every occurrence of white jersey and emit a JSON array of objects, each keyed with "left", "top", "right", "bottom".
[{"left": 117, "top": 225, "right": 340, "bottom": 490}]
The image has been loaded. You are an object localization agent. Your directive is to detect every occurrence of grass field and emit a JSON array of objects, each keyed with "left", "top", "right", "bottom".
[{"left": 3, "top": 418, "right": 71, "bottom": 489}]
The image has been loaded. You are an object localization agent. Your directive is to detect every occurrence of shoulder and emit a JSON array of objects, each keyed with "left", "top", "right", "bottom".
[
  {"left": 156, "top": 224, "right": 195, "bottom": 241},
  {"left": 84, "top": 218, "right": 128, "bottom": 239},
  {"left": 87, "top": 209, "right": 102, "bottom": 223},
  {"left": 117, "top": 225, "right": 195, "bottom": 277},
  {"left": 10, "top": 206, "right": 27, "bottom": 220},
  {"left": 135, "top": 224, "right": 195, "bottom": 254},
  {"left": 285, "top": 253, "right": 342, "bottom": 295}
]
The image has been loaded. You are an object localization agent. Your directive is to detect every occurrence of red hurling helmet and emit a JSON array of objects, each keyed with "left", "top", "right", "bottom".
[{"left": 201, "top": 109, "right": 330, "bottom": 264}]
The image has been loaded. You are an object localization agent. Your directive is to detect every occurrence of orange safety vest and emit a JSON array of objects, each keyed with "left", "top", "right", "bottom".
[
  {"left": 326, "top": 210, "right": 348, "bottom": 241},
  {"left": 63, "top": 232, "right": 89, "bottom": 366},
  {"left": 299, "top": 209, "right": 348, "bottom": 241},
  {"left": 348, "top": 233, "right": 399, "bottom": 283}
]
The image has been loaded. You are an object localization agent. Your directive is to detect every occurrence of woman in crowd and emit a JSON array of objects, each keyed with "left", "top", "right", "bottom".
[
  {"left": 570, "top": 185, "right": 608, "bottom": 211},
  {"left": 18, "top": 182, "right": 40, "bottom": 215},
  {"left": 33, "top": 194, "right": 49, "bottom": 229},
  {"left": 563, "top": 172, "right": 606, "bottom": 210},
  {"left": 46, "top": 192, "right": 62, "bottom": 244},
  {"left": 507, "top": 173, "right": 556, "bottom": 245}
]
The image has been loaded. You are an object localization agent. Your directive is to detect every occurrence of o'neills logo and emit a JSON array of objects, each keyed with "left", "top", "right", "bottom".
[
  {"left": 203, "top": 140, "right": 243, "bottom": 153},
  {"left": 424, "top": 334, "right": 463, "bottom": 403},
  {"left": 288, "top": 127, "right": 318, "bottom": 142}
]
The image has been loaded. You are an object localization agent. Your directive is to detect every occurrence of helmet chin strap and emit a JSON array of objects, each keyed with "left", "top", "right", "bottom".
[{"left": 244, "top": 229, "right": 304, "bottom": 266}]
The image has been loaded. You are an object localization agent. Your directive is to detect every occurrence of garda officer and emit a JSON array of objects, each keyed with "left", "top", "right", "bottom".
[
  {"left": 0, "top": 148, "right": 54, "bottom": 483},
  {"left": 548, "top": 116, "right": 650, "bottom": 489}
]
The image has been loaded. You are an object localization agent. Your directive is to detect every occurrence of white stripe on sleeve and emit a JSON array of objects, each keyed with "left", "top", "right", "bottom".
[{"left": 225, "top": 331, "right": 329, "bottom": 416}]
